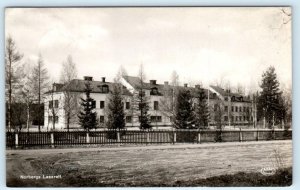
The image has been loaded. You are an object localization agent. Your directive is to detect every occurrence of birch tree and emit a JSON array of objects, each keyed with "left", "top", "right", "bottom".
[
  {"left": 59, "top": 55, "right": 79, "bottom": 131},
  {"left": 160, "top": 71, "right": 179, "bottom": 125},
  {"left": 30, "top": 54, "right": 49, "bottom": 132},
  {"left": 5, "top": 36, "right": 23, "bottom": 131}
]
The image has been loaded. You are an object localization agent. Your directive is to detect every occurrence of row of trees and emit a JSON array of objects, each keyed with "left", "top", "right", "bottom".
[{"left": 5, "top": 36, "right": 79, "bottom": 132}]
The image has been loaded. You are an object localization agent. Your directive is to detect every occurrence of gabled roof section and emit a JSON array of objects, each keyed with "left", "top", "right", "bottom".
[
  {"left": 210, "top": 85, "right": 251, "bottom": 102},
  {"left": 47, "top": 79, "right": 132, "bottom": 96},
  {"left": 123, "top": 75, "right": 216, "bottom": 98}
]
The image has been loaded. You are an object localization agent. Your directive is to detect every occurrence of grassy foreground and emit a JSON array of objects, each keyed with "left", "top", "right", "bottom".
[
  {"left": 8, "top": 167, "right": 292, "bottom": 187},
  {"left": 7, "top": 141, "right": 292, "bottom": 187}
]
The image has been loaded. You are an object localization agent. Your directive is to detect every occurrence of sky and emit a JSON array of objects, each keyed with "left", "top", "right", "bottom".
[{"left": 5, "top": 7, "right": 292, "bottom": 93}]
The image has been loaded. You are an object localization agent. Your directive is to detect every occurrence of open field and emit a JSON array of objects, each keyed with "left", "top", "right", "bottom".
[{"left": 6, "top": 140, "right": 292, "bottom": 187}]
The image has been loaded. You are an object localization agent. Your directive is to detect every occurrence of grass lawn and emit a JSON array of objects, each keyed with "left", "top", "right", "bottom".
[{"left": 6, "top": 140, "right": 292, "bottom": 187}]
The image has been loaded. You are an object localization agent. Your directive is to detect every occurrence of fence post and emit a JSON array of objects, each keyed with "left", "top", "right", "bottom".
[
  {"left": 173, "top": 129, "right": 176, "bottom": 144},
  {"left": 51, "top": 132, "right": 54, "bottom": 148},
  {"left": 15, "top": 132, "right": 19, "bottom": 148},
  {"left": 146, "top": 130, "right": 149, "bottom": 144},
  {"left": 256, "top": 130, "right": 259, "bottom": 141},
  {"left": 198, "top": 130, "right": 201, "bottom": 144},
  {"left": 86, "top": 131, "right": 90, "bottom": 144},
  {"left": 239, "top": 128, "right": 243, "bottom": 142},
  {"left": 117, "top": 130, "right": 120, "bottom": 143}
]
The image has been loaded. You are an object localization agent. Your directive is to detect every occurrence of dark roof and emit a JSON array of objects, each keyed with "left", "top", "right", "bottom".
[
  {"left": 47, "top": 79, "right": 132, "bottom": 96},
  {"left": 210, "top": 85, "right": 251, "bottom": 102},
  {"left": 123, "top": 76, "right": 216, "bottom": 98}
]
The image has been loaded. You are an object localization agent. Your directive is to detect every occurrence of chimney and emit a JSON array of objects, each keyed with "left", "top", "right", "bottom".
[
  {"left": 102, "top": 77, "right": 106, "bottom": 83},
  {"left": 150, "top": 80, "right": 156, "bottom": 85},
  {"left": 53, "top": 83, "right": 63, "bottom": 91},
  {"left": 84, "top": 76, "right": 93, "bottom": 81},
  {"left": 184, "top": 83, "right": 188, "bottom": 87},
  {"left": 195, "top": 84, "right": 200, "bottom": 89}
]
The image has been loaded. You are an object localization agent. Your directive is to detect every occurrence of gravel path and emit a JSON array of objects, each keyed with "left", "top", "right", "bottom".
[{"left": 6, "top": 140, "right": 292, "bottom": 187}]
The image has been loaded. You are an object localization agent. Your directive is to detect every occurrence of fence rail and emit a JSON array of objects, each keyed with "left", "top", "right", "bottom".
[{"left": 6, "top": 129, "right": 292, "bottom": 149}]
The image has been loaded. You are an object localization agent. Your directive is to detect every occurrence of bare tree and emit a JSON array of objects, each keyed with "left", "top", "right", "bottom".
[
  {"left": 59, "top": 55, "right": 79, "bottom": 131},
  {"left": 160, "top": 71, "right": 180, "bottom": 126},
  {"left": 116, "top": 65, "right": 128, "bottom": 81},
  {"left": 5, "top": 36, "right": 23, "bottom": 131},
  {"left": 59, "top": 55, "right": 78, "bottom": 83},
  {"left": 30, "top": 54, "right": 49, "bottom": 132},
  {"left": 235, "top": 83, "right": 245, "bottom": 95},
  {"left": 132, "top": 64, "right": 151, "bottom": 129},
  {"left": 20, "top": 64, "right": 35, "bottom": 132}
]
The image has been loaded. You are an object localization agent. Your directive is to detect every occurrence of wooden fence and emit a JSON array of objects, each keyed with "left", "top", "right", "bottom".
[{"left": 6, "top": 129, "right": 292, "bottom": 149}]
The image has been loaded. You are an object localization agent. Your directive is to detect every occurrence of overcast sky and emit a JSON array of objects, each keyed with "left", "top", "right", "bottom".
[{"left": 5, "top": 7, "right": 291, "bottom": 93}]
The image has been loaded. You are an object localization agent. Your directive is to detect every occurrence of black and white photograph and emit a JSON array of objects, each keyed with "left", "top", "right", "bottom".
[{"left": 5, "top": 7, "right": 292, "bottom": 187}]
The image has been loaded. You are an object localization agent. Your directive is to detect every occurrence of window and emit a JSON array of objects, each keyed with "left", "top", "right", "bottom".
[
  {"left": 236, "top": 116, "right": 239, "bottom": 121},
  {"left": 224, "top": 116, "right": 228, "bottom": 121},
  {"left": 244, "top": 116, "right": 246, "bottom": 121},
  {"left": 232, "top": 106, "right": 234, "bottom": 112},
  {"left": 243, "top": 107, "right": 246, "bottom": 112},
  {"left": 154, "top": 101, "right": 159, "bottom": 110},
  {"left": 91, "top": 100, "right": 96, "bottom": 108},
  {"left": 100, "top": 101, "right": 105, "bottom": 109},
  {"left": 54, "top": 100, "right": 59, "bottom": 108},
  {"left": 48, "top": 116, "right": 58, "bottom": 123},
  {"left": 126, "top": 102, "right": 130, "bottom": 109},
  {"left": 240, "top": 116, "right": 242, "bottom": 121},
  {"left": 231, "top": 116, "right": 234, "bottom": 122},
  {"left": 150, "top": 87, "right": 158, "bottom": 95},
  {"left": 151, "top": 116, "right": 162, "bottom": 122},
  {"left": 48, "top": 116, "right": 53, "bottom": 123},
  {"left": 225, "top": 106, "right": 228, "bottom": 112},
  {"left": 225, "top": 97, "right": 228, "bottom": 101},
  {"left": 239, "top": 107, "right": 242, "bottom": 112},
  {"left": 100, "top": 116, "right": 105, "bottom": 123},
  {"left": 235, "top": 106, "right": 238, "bottom": 112},
  {"left": 102, "top": 85, "right": 109, "bottom": 93},
  {"left": 214, "top": 104, "right": 218, "bottom": 111},
  {"left": 49, "top": 101, "right": 53, "bottom": 109},
  {"left": 214, "top": 115, "right": 218, "bottom": 121},
  {"left": 126, "top": 116, "right": 132, "bottom": 123}
]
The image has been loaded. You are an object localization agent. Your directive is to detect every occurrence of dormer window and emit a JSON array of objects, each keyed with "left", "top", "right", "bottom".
[
  {"left": 102, "top": 85, "right": 109, "bottom": 93},
  {"left": 231, "top": 96, "right": 235, "bottom": 101},
  {"left": 150, "top": 87, "right": 158, "bottom": 95}
]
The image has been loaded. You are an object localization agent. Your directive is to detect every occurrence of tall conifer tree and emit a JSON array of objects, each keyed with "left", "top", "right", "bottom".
[
  {"left": 257, "top": 66, "right": 286, "bottom": 128},
  {"left": 106, "top": 83, "right": 125, "bottom": 129},
  {"left": 174, "top": 88, "right": 195, "bottom": 129},
  {"left": 78, "top": 82, "right": 98, "bottom": 131},
  {"left": 194, "top": 87, "right": 210, "bottom": 129}
]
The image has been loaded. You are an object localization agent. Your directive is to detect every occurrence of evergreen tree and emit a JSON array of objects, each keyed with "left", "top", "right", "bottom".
[
  {"left": 194, "top": 87, "right": 210, "bottom": 129},
  {"left": 138, "top": 94, "right": 151, "bottom": 129},
  {"left": 106, "top": 83, "right": 125, "bottom": 129},
  {"left": 257, "top": 66, "right": 286, "bottom": 128},
  {"left": 174, "top": 88, "right": 195, "bottom": 129},
  {"left": 78, "top": 82, "right": 98, "bottom": 131}
]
